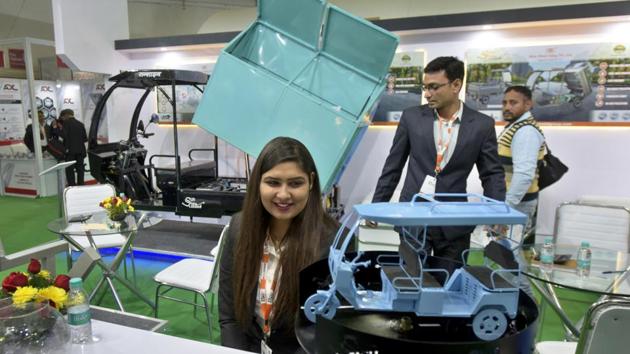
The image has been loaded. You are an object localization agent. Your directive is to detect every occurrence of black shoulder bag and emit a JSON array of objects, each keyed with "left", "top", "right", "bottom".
[{"left": 538, "top": 143, "right": 568, "bottom": 190}]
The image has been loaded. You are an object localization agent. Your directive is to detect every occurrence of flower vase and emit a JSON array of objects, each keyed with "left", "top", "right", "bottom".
[
  {"left": 0, "top": 300, "right": 71, "bottom": 353},
  {"left": 107, "top": 213, "right": 127, "bottom": 230}
]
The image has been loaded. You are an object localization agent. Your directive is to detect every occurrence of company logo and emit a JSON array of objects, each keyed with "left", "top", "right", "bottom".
[
  {"left": 138, "top": 72, "right": 161, "bottom": 78},
  {"left": 40, "top": 86, "right": 53, "bottom": 92},
  {"left": 95, "top": 84, "right": 105, "bottom": 90},
  {"left": 2, "top": 84, "right": 18, "bottom": 91},
  {"left": 182, "top": 197, "right": 204, "bottom": 209},
  {"left": 63, "top": 98, "right": 75, "bottom": 104},
  {"left": 401, "top": 54, "right": 411, "bottom": 62},
  {"left": 614, "top": 44, "right": 626, "bottom": 54}
]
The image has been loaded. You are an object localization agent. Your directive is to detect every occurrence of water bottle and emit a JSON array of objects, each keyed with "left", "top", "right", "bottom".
[
  {"left": 66, "top": 277, "right": 93, "bottom": 344},
  {"left": 576, "top": 241, "right": 592, "bottom": 277},
  {"left": 540, "top": 237, "right": 555, "bottom": 272}
]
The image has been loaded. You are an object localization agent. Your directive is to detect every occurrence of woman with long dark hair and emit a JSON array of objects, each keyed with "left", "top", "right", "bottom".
[{"left": 219, "top": 137, "right": 338, "bottom": 353}]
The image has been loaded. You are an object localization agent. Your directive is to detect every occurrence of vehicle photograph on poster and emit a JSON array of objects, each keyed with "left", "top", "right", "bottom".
[
  {"left": 372, "top": 51, "right": 425, "bottom": 123},
  {"left": 465, "top": 43, "right": 630, "bottom": 124}
]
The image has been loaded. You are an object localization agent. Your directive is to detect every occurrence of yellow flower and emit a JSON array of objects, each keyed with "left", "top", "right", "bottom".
[
  {"left": 128, "top": 205, "right": 135, "bottom": 212},
  {"left": 39, "top": 270, "right": 51, "bottom": 280},
  {"left": 36, "top": 286, "right": 68, "bottom": 310},
  {"left": 12, "top": 286, "right": 39, "bottom": 305}
]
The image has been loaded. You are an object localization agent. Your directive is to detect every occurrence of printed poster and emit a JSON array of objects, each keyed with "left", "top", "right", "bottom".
[
  {"left": 372, "top": 51, "right": 425, "bottom": 123},
  {"left": 157, "top": 85, "right": 204, "bottom": 123},
  {"left": 465, "top": 43, "right": 630, "bottom": 123},
  {"left": 0, "top": 78, "right": 22, "bottom": 101}
]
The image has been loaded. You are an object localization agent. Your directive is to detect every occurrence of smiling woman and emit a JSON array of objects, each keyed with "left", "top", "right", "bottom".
[{"left": 218, "top": 137, "right": 338, "bottom": 353}]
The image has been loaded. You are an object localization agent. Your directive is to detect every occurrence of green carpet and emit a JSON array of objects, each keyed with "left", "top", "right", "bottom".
[{"left": 0, "top": 195, "right": 599, "bottom": 346}]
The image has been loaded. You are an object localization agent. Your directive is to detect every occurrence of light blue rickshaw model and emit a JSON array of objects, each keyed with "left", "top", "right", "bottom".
[{"left": 303, "top": 193, "right": 528, "bottom": 341}]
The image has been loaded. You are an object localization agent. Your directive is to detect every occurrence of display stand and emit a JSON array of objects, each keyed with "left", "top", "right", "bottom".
[
  {"left": 297, "top": 252, "right": 539, "bottom": 354},
  {"left": 39, "top": 160, "right": 75, "bottom": 217}
]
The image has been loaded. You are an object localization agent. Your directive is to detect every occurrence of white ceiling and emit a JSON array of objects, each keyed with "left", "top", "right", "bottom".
[
  {"left": 0, "top": 0, "right": 258, "bottom": 40},
  {"left": 0, "top": 0, "right": 53, "bottom": 24},
  {"left": 127, "top": 0, "right": 256, "bottom": 9}
]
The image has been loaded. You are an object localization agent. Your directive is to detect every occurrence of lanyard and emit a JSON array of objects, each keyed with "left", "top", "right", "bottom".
[
  {"left": 259, "top": 238, "right": 279, "bottom": 340},
  {"left": 435, "top": 115, "right": 457, "bottom": 174}
]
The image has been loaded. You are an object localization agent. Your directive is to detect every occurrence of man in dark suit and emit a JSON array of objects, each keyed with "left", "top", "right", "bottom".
[
  {"left": 370, "top": 56, "right": 505, "bottom": 275},
  {"left": 59, "top": 109, "right": 88, "bottom": 186}
]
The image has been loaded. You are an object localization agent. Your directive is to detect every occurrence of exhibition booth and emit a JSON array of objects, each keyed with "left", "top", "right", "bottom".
[{"left": 1, "top": 0, "right": 630, "bottom": 353}]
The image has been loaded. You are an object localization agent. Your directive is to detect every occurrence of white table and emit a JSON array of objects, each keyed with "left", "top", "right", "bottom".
[{"left": 70, "top": 320, "right": 249, "bottom": 354}]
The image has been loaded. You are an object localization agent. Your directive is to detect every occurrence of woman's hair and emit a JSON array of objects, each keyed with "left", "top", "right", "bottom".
[{"left": 232, "top": 136, "right": 337, "bottom": 332}]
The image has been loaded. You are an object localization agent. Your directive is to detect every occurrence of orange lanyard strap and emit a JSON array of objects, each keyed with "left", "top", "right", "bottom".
[
  {"left": 435, "top": 115, "right": 457, "bottom": 174},
  {"left": 258, "top": 243, "right": 278, "bottom": 338}
]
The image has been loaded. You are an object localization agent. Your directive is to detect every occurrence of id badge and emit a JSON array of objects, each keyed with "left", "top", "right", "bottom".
[
  {"left": 261, "top": 340, "right": 273, "bottom": 354},
  {"left": 420, "top": 175, "right": 437, "bottom": 195}
]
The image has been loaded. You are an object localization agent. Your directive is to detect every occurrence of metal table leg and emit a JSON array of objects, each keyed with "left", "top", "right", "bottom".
[
  {"left": 529, "top": 276, "right": 580, "bottom": 338},
  {"left": 62, "top": 221, "right": 156, "bottom": 312}
]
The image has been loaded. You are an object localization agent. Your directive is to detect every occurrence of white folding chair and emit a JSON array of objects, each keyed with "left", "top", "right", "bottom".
[
  {"left": 153, "top": 225, "right": 228, "bottom": 339},
  {"left": 536, "top": 298, "right": 630, "bottom": 354},
  {"left": 554, "top": 202, "right": 630, "bottom": 252},
  {"left": 62, "top": 184, "right": 135, "bottom": 278}
]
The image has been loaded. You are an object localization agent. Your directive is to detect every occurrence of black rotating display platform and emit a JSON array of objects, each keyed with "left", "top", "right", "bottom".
[{"left": 296, "top": 251, "right": 539, "bottom": 354}]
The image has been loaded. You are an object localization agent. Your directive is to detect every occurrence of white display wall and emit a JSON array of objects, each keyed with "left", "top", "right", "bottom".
[
  {"left": 50, "top": 1, "right": 630, "bottom": 237},
  {"left": 0, "top": 78, "right": 106, "bottom": 197}
]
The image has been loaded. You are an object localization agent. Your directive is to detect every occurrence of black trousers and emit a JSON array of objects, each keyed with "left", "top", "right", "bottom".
[
  {"left": 65, "top": 154, "right": 85, "bottom": 186},
  {"left": 421, "top": 227, "right": 470, "bottom": 284}
]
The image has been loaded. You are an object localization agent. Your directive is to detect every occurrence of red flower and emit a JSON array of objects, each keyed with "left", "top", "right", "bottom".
[
  {"left": 53, "top": 274, "right": 71, "bottom": 292},
  {"left": 27, "top": 258, "right": 41, "bottom": 274},
  {"left": 2, "top": 272, "right": 29, "bottom": 293}
]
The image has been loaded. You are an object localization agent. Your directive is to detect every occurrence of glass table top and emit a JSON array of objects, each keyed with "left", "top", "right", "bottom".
[
  {"left": 47, "top": 211, "right": 158, "bottom": 236},
  {"left": 522, "top": 243, "right": 630, "bottom": 297}
]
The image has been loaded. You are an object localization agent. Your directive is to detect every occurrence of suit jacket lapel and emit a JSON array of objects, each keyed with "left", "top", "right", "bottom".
[
  {"left": 447, "top": 105, "right": 475, "bottom": 168},
  {"left": 421, "top": 108, "right": 437, "bottom": 161}
]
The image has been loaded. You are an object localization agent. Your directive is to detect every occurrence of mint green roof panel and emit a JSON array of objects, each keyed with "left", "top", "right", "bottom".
[
  {"left": 322, "top": 6, "right": 399, "bottom": 81},
  {"left": 259, "top": 0, "right": 326, "bottom": 49},
  {"left": 192, "top": 0, "right": 398, "bottom": 192}
]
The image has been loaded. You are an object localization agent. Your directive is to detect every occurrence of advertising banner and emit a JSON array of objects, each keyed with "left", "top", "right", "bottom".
[
  {"left": 465, "top": 43, "right": 630, "bottom": 124},
  {"left": 372, "top": 51, "right": 425, "bottom": 123},
  {"left": 31, "top": 81, "right": 58, "bottom": 125},
  {"left": 81, "top": 80, "right": 109, "bottom": 143},
  {"left": 1, "top": 159, "right": 37, "bottom": 197},
  {"left": 0, "top": 78, "right": 21, "bottom": 101},
  {"left": 8, "top": 48, "right": 25, "bottom": 70},
  {"left": 0, "top": 104, "right": 26, "bottom": 142},
  {"left": 58, "top": 83, "right": 83, "bottom": 122},
  {"left": 157, "top": 85, "right": 203, "bottom": 123}
]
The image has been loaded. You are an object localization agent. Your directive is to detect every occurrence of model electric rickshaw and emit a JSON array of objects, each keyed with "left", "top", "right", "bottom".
[{"left": 303, "top": 193, "right": 527, "bottom": 341}]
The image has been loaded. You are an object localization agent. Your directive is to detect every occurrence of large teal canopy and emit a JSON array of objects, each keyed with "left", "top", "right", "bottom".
[{"left": 193, "top": 0, "right": 398, "bottom": 192}]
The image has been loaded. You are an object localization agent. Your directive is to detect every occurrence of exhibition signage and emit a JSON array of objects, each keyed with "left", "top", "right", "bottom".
[
  {"left": 465, "top": 43, "right": 630, "bottom": 124},
  {"left": 8, "top": 49, "right": 25, "bottom": 70},
  {"left": 372, "top": 51, "right": 425, "bottom": 124}
]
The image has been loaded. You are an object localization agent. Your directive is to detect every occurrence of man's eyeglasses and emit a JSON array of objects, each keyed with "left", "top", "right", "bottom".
[{"left": 422, "top": 82, "right": 450, "bottom": 93}]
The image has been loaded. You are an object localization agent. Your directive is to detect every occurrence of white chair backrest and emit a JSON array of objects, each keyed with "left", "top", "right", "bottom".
[
  {"left": 63, "top": 184, "right": 116, "bottom": 219},
  {"left": 578, "top": 195, "right": 630, "bottom": 209},
  {"left": 209, "top": 225, "right": 229, "bottom": 294},
  {"left": 554, "top": 202, "right": 630, "bottom": 252},
  {"left": 578, "top": 299, "right": 630, "bottom": 354}
]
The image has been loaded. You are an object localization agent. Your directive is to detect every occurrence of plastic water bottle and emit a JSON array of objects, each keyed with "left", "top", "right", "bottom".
[
  {"left": 540, "top": 237, "right": 555, "bottom": 272},
  {"left": 66, "top": 278, "right": 93, "bottom": 344},
  {"left": 576, "top": 241, "right": 592, "bottom": 277}
]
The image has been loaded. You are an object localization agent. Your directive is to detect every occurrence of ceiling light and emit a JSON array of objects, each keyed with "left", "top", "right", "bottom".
[{"left": 482, "top": 25, "right": 493, "bottom": 30}]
